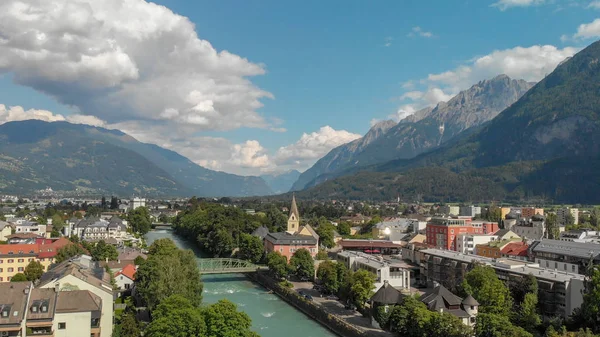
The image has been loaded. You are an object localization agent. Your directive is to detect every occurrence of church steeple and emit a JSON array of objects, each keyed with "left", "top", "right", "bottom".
[{"left": 287, "top": 194, "right": 300, "bottom": 233}]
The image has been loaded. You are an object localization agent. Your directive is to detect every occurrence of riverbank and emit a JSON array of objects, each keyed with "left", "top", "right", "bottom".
[
  {"left": 247, "top": 272, "right": 392, "bottom": 337},
  {"left": 146, "top": 229, "right": 337, "bottom": 337}
]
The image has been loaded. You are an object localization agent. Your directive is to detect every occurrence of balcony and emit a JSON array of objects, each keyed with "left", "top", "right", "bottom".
[{"left": 27, "top": 327, "right": 54, "bottom": 337}]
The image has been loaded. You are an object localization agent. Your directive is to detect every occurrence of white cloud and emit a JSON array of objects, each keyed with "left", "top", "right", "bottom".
[
  {"left": 230, "top": 140, "right": 270, "bottom": 169},
  {"left": 384, "top": 36, "right": 393, "bottom": 47},
  {"left": 273, "top": 126, "right": 361, "bottom": 170},
  {"left": 0, "top": 0, "right": 273, "bottom": 132},
  {"left": 388, "top": 44, "right": 577, "bottom": 122},
  {"left": 573, "top": 18, "right": 600, "bottom": 39},
  {"left": 0, "top": 104, "right": 107, "bottom": 126},
  {"left": 407, "top": 27, "right": 434, "bottom": 38},
  {"left": 589, "top": 1, "right": 600, "bottom": 9},
  {"left": 492, "top": 0, "right": 545, "bottom": 10}
]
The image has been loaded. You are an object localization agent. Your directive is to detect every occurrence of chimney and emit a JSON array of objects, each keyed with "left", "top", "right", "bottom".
[
  {"left": 54, "top": 283, "right": 60, "bottom": 293},
  {"left": 24, "top": 286, "right": 29, "bottom": 295}
]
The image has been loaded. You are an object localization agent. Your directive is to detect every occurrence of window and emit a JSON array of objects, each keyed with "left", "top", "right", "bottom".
[
  {"left": 28, "top": 258, "right": 34, "bottom": 262},
  {"left": 0, "top": 259, "right": 3, "bottom": 264},
  {"left": 18, "top": 267, "right": 23, "bottom": 272},
  {"left": 8, "top": 268, "right": 13, "bottom": 272},
  {"left": 58, "top": 323, "right": 66, "bottom": 330},
  {"left": 0, "top": 268, "right": 2, "bottom": 272},
  {"left": 7, "top": 259, "right": 13, "bottom": 263},
  {"left": 18, "top": 259, "right": 24, "bottom": 263}
]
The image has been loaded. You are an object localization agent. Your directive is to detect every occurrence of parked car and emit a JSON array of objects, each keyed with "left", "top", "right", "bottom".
[
  {"left": 300, "top": 277, "right": 310, "bottom": 282},
  {"left": 304, "top": 294, "right": 313, "bottom": 301},
  {"left": 298, "top": 290, "right": 306, "bottom": 296},
  {"left": 326, "top": 295, "right": 339, "bottom": 300}
]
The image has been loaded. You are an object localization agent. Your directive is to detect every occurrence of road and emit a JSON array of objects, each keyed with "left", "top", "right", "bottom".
[{"left": 291, "top": 281, "right": 395, "bottom": 337}]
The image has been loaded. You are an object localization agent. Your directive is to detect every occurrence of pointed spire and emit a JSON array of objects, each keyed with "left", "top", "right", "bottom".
[{"left": 290, "top": 194, "right": 300, "bottom": 220}]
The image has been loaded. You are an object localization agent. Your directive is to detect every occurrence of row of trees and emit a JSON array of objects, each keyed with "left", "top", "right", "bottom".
[{"left": 114, "top": 238, "right": 260, "bottom": 337}]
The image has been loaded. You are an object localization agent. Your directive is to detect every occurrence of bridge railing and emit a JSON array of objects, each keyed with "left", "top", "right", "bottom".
[{"left": 198, "top": 258, "right": 267, "bottom": 273}]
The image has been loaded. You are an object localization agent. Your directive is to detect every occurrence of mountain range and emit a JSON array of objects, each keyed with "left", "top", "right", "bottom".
[
  {"left": 0, "top": 121, "right": 273, "bottom": 197},
  {"left": 260, "top": 170, "right": 301, "bottom": 194},
  {"left": 291, "top": 74, "right": 535, "bottom": 191},
  {"left": 295, "top": 40, "right": 600, "bottom": 204}
]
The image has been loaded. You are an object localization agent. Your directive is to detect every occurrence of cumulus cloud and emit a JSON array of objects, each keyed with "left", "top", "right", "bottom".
[
  {"left": 0, "top": 104, "right": 107, "bottom": 126},
  {"left": 572, "top": 18, "right": 600, "bottom": 39},
  {"left": 389, "top": 44, "right": 577, "bottom": 122},
  {"left": 273, "top": 126, "right": 361, "bottom": 170},
  {"left": 492, "top": 0, "right": 545, "bottom": 10},
  {"left": 407, "top": 27, "right": 434, "bottom": 38},
  {"left": 230, "top": 140, "right": 270, "bottom": 168},
  {"left": 0, "top": 0, "right": 273, "bottom": 132}
]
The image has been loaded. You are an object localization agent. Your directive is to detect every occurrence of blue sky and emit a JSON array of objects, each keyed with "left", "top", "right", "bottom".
[{"left": 0, "top": 0, "right": 597, "bottom": 175}]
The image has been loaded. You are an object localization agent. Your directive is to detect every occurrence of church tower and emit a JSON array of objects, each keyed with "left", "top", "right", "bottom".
[{"left": 287, "top": 194, "right": 300, "bottom": 234}]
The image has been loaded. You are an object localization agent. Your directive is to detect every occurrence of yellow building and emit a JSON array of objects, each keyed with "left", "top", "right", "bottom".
[
  {"left": 501, "top": 207, "right": 512, "bottom": 220},
  {"left": 0, "top": 238, "right": 70, "bottom": 282}
]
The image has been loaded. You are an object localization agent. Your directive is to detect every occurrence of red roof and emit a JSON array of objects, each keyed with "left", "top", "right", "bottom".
[
  {"left": 115, "top": 264, "right": 136, "bottom": 280},
  {"left": 340, "top": 239, "right": 402, "bottom": 249},
  {"left": 0, "top": 243, "right": 40, "bottom": 255},
  {"left": 501, "top": 242, "right": 529, "bottom": 257}
]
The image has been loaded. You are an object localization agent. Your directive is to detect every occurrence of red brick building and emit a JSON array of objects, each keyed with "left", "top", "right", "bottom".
[{"left": 426, "top": 218, "right": 499, "bottom": 251}]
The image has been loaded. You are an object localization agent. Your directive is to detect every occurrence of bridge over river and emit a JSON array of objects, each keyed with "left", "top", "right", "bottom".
[{"left": 198, "top": 258, "right": 269, "bottom": 274}]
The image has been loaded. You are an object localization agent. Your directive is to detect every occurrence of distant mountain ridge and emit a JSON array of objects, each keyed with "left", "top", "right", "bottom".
[
  {"left": 291, "top": 74, "right": 534, "bottom": 191},
  {"left": 260, "top": 170, "right": 301, "bottom": 194},
  {"left": 297, "top": 41, "right": 600, "bottom": 203},
  {"left": 0, "top": 120, "right": 273, "bottom": 197}
]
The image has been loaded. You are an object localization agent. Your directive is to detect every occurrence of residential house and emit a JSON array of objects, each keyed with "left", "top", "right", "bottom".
[
  {"left": 0, "top": 221, "right": 12, "bottom": 241},
  {"left": 114, "top": 264, "right": 136, "bottom": 290},
  {"left": 459, "top": 206, "right": 482, "bottom": 218},
  {"left": 264, "top": 232, "right": 318, "bottom": 260},
  {"left": 117, "top": 247, "right": 147, "bottom": 262},
  {"left": 0, "top": 282, "right": 30, "bottom": 336},
  {"left": 38, "top": 257, "right": 113, "bottom": 337},
  {"left": 130, "top": 197, "right": 146, "bottom": 210},
  {"left": 476, "top": 238, "right": 521, "bottom": 259},
  {"left": 14, "top": 221, "right": 46, "bottom": 236},
  {"left": 529, "top": 239, "right": 600, "bottom": 274},
  {"left": 340, "top": 214, "right": 372, "bottom": 225},
  {"left": 420, "top": 284, "right": 479, "bottom": 327},
  {"left": 521, "top": 207, "right": 544, "bottom": 218},
  {"left": 440, "top": 205, "right": 460, "bottom": 216},
  {"left": 372, "top": 219, "right": 411, "bottom": 241},
  {"left": 54, "top": 290, "right": 103, "bottom": 337},
  {"left": 512, "top": 214, "right": 546, "bottom": 240},
  {"left": 337, "top": 250, "right": 410, "bottom": 290},
  {"left": 418, "top": 248, "right": 584, "bottom": 318}
]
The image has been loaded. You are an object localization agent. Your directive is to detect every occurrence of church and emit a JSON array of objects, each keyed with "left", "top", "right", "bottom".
[{"left": 262, "top": 195, "right": 320, "bottom": 260}]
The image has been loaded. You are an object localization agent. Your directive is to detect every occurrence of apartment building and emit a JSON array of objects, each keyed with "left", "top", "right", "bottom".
[
  {"left": 73, "top": 217, "right": 128, "bottom": 242},
  {"left": 418, "top": 248, "right": 584, "bottom": 318},
  {"left": 38, "top": 257, "right": 113, "bottom": 337},
  {"left": 0, "top": 238, "right": 70, "bottom": 282},
  {"left": 557, "top": 208, "right": 579, "bottom": 226},
  {"left": 512, "top": 214, "right": 546, "bottom": 240},
  {"left": 455, "top": 234, "right": 498, "bottom": 254},
  {"left": 529, "top": 239, "right": 600, "bottom": 274},
  {"left": 521, "top": 207, "right": 544, "bottom": 218},
  {"left": 440, "top": 205, "right": 460, "bottom": 216},
  {"left": 425, "top": 217, "right": 499, "bottom": 251},
  {"left": 337, "top": 250, "right": 410, "bottom": 290},
  {"left": 0, "top": 282, "right": 103, "bottom": 337},
  {"left": 559, "top": 229, "right": 600, "bottom": 243},
  {"left": 459, "top": 206, "right": 482, "bottom": 218}
]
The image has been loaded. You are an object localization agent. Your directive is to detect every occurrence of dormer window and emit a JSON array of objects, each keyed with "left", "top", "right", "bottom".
[
  {"left": 1, "top": 311, "right": 8, "bottom": 318},
  {"left": 41, "top": 305, "right": 47, "bottom": 313},
  {"left": 32, "top": 306, "right": 38, "bottom": 313}
]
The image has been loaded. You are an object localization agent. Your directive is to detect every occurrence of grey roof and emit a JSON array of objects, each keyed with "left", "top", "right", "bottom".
[
  {"left": 265, "top": 232, "right": 317, "bottom": 245},
  {"left": 56, "top": 290, "right": 102, "bottom": 315},
  {"left": 531, "top": 239, "right": 600, "bottom": 259},
  {"left": 0, "top": 282, "right": 31, "bottom": 327},
  {"left": 370, "top": 282, "right": 404, "bottom": 304},
  {"left": 0, "top": 221, "right": 9, "bottom": 230},
  {"left": 28, "top": 288, "right": 58, "bottom": 321},
  {"left": 462, "top": 294, "right": 479, "bottom": 306},
  {"left": 420, "top": 285, "right": 464, "bottom": 310},
  {"left": 252, "top": 226, "right": 270, "bottom": 239},
  {"left": 39, "top": 259, "right": 112, "bottom": 294}
]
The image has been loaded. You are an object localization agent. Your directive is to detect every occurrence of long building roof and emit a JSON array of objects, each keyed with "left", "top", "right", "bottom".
[{"left": 530, "top": 239, "right": 600, "bottom": 259}]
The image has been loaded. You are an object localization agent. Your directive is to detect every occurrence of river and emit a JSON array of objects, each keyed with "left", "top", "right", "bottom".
[{"left": 145, "top": 229, "right": 338, "bottom": 337}]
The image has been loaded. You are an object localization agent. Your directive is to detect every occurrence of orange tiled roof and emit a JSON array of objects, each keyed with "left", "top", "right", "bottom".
[{"left": 115, "top": 264, "right": 136, "bottom": 280}]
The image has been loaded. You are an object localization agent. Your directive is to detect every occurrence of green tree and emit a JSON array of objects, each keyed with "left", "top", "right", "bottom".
[
  {"left": 86, "top": 206, "right": 102, "bottom": 218},
  {"left": 348, "top": 269, "right": 376, "bottom": 310},
  {"left": 203, "top": 299, "right": 260, "bottom": 337},
  {"left": 203, "top": 229, "right": 234, "bottom": 257},
  {"left": 475, "top": 313, "right": 532, "bottom": 337},
  {"left": 110, "top": 197, "right": 119, "bottom": 210},
  {"left": 546, "top": 213, "right": 560, "bottom": 239},
  {"left": 91, "top": 240, "right": 119, "bottom": 261},
  {"left": 24, "top": 261, "right": 44, "bottom": 281},
  {"left": 517, "top": 292, "right": 541, "bottom": 333},
  {"left": 10, "top": 273, "right": 27, "bottom": 282},
  {"left": 119, "top": 312, "right": 141, "bottom": 337},
  {"left": 145, "top": 295, "right": 206, "bottom": 337},
  {"left": 267, "top": 251, "right": 289, "bottom": 280},
  {"left": 51, "top": 214, "right": 65, "bottom": 235},
  {"left": 337, "top": 221, "right": 351, "bottom": 236},
  {"left": 579, "top": 263, "right": 600, "bottom": 332},
  {"left": 128, "top": 207, "right": 152, "bottom": 235},
  {"left": 290, "top": 248, "right": 314, "bottom": 280},
  {"left": 591, "top": 208, "right": 600, "bottom": 229},
  {"left": 315, "top": 249, "right": 329, "bottom": 260},
  {"left": 510, "top": 273, "right": 538, "bottom": 306},
  {"left": 316, "top": 222, "right": 336, "bottom": 248},
  {"left": 101, "top": 196, "right": 107, "bottom": 210},
  {"left": 238, "top": 233, "right": 263, "bottom": 263},
  {"left": 74, "top": 211, "right": 83, "bottom": 219},
  {"left": 317, "top": 260, "right": 339, "bottom": 294},
  {"left": 335, "top": 262, "right": 351, "bottom": 298},
  {"left": 389, "top": 295, "right": 432, "bottom": 337},
  {"left": 134, "top": 256, "right": 146, "bottom": 266},
  {"left": 428, "top": 311, "right": 472, "bottom": 337},
  {"left": 55, "top": 243, "right": 87, "bottom": 263},
  {"left": 135, "top": 239, "right": 203, "bottom": 310},
  {"left": 462, "top": 265, "right": 512, "bottom": 317}
]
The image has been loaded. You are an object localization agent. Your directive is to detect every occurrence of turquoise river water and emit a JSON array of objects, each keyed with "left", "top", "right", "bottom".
[{"left": 145, "top": 229, "right": 337, "bottom": 337}]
